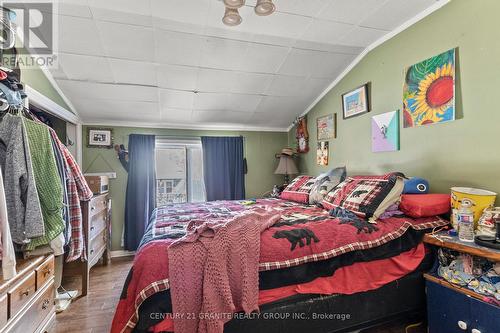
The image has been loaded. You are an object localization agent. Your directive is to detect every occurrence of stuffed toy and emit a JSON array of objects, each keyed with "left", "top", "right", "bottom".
[{"left": 403, "top": 177, "right": 429, "bottom": 194}]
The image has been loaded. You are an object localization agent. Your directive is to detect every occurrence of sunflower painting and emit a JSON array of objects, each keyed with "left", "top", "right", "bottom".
[{"left": 403, "top": 48, "right": 456, "bottom": 128}]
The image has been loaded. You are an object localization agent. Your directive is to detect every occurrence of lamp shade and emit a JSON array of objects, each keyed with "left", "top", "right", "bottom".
[
  {"left": 224, "top": 0, "right": 245, "bottom": 9},
  {"left": 274, "top": 155, "right": 298, "bottom": 175},
  {"left": 222, "top": 7, "right": 242, "bottom": 26},
  {"left": 255, "top": 0, "right": 275, "bottom": 16}
]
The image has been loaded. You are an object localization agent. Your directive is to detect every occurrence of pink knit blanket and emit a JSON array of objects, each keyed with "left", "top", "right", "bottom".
[{"left": 168, "top": 208, "right": 281, "bottom": 333}]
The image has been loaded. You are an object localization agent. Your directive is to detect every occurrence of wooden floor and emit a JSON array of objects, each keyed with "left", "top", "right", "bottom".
[{"left": 55, "top": 257, "right": 425, "bottom": 333}]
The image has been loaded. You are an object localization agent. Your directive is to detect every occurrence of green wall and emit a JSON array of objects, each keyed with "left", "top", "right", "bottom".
[
  {"left": 82, "top": 126, "right": 288, "bottom": 250},
  {"left": 289, "top": 0, "right": 500, "bottom": 204}
]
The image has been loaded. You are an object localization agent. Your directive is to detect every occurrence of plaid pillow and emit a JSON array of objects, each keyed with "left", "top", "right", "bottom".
[
  {"left": 322, "top": 173, "right": 404, "bottom": 219},
  {"left": 280, "top": 175, "right": 315, "bottom": 204}
]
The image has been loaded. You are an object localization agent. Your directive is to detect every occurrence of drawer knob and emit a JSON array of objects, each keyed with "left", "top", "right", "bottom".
[
  {"left": 471, "top": 330, "right": 482, "bottom": 333},
  {"left": 90, "top": 249, "right": 94, "bottom": 255},
  {"left": 457, "top": 321, "right": 467, "bottom": 330},
  {"left": 91, "top": 206, "right": 96, "bottom": 211},
  {"left": 43, "top": 268, "right": 51, "bottom": 277},
  {"left": 21, "top": 289, "right": 30, "bottom": 297},
  {"left": 42, "top": 299, "right": 50, "bottom": 310},
  {"left": 90, "top": 226, "right": 95, "bottom": 231}
]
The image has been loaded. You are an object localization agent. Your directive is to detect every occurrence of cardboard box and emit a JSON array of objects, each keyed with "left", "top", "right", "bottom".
[{"left": 85, "top": 175, "right": 109, "bottom": 194}]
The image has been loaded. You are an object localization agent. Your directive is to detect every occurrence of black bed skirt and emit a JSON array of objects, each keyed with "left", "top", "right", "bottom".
[{"left": 151, "top": 251, "right": 433, "bottom": 333}]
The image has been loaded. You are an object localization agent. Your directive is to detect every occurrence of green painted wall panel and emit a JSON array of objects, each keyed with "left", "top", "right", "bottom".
[
  {"left": 289, "top": 0, "right": 500, "bottom": 203},
  {"left": 82, "top": 126, "right": 288, "bottom": 250}
]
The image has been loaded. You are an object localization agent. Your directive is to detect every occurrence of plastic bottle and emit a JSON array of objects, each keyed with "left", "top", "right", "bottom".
[{"left": 457, "top": 202, "right": 475, "bottom": 242}]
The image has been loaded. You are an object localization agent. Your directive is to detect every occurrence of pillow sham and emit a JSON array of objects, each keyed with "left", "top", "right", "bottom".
[
  {"left": 321, "top": 172, "right": 405, "bottom": 221},
  {"left": 309, "top": 167, "right": 347, "bottom": 205},
  {"left": 280, "top": 175, "right": 316, "bottom": 204},
  {"left": 399, "top": 194, "right": 451, "bottom": 218}
]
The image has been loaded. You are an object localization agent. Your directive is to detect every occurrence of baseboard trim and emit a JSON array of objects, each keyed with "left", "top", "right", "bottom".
[{"left": 110, "top": 250, "right": 135, "bottom": 258}]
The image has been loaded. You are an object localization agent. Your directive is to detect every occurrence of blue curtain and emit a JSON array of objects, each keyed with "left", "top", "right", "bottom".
[
  {"left": 201, "top": 136, "right": 245, "bottom": 201},
  {"left": 124, "top": 134, "right": 156, "bottom": 251}
]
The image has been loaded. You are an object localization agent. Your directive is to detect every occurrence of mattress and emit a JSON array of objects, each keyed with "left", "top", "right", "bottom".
[{"left": 111, "top": 199, "right": 447, "bottom": 333}]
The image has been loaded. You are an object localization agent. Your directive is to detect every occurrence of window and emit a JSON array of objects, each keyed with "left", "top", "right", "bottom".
[{"left": 155, "top": 137, "right": 206, "bottom": 206}]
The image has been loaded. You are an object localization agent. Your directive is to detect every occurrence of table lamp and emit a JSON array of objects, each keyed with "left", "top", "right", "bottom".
[{"left": 274, "top": 148, "right": 298, "bottom": 185}]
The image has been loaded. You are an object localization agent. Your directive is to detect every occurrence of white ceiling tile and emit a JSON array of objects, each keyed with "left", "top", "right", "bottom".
[
  {"left": 339, "top": 26, "right": 388, "bottom": 47},
  {"left": 293, "top": 40, "right": 364, "bottom": 54},
  {"left": 91, "top": 8, "right": 153, "bottom": 27},
  {"left": 157, "top": 65, "right": 198, "bottom": 91},
  {"left": 192, "top": 110, "right": 253, "bottom": 124},
  {"left": 57, "top": 0, "right": 92, "bottom": 18},
  {"left": 278, "top": 49, "right": 355, "bottom": 78},
  {"left": 57, "top": 53, "right": 114, "bottom": 82},
  {"left": 96, "top": 21, "right": 155, "bottom": 61},
  {"left": 360, "top": 0, "right": 437, "bottom": 30},
  {"left": 161, "top": 108, "right": 193, "bottom": 123},
  {"left": 155, "top": 30, "right": 203, "bottom": 66},
  {"left": 239, "top": 42, "right": 290, "bottom": 73},
  {"left": 108, "top": 58, "right": 157, "bottom": 86},
  {"left": 89, "top": 0, "right": 152, "bottom": 17},
  {"left": 71, "top": 99, "right": 160, "bottom": 122},
  {"left": 318, "top": 0, "right": 385, "bottom": 24},
  {"left": 248, "top": 111, "right": 294, "bottom": 128},
  {"left": 266, "top": 75, "right": 307, "bottom": 96},
  {"left": 159, "top": 89, "right": 195, "bottom": 109},
  {"left": 300, "top": 19, "right": 354, "bottom": 45},
  {"left": 273, "top": 0, "right": 329, "bottom": 17},
  {"left": 58, "top": 16, "right": 104, "bottom": 56},
  {"left": 151, "top": 0, "right": 211, "bottom": 26},
  {"left": 255, "top": 96, "right": 308, "bottom": 114},
  {"left": 58, "top": 80, "right": 158, "bottom": 102},
  {"left": 197, "top": 69, "right": 273, "bottom": 94},
  {"left": 200, "top": 37, "right": 248, "bottom": 70},
  {"left": 194, "top": 93, "right": 262, "bottom": 113}
]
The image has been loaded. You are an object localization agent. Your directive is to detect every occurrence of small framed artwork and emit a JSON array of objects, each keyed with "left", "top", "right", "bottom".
[
  {"left": 372, "top": 110, "right": 400, "bottom": 153},
  {"left": 316, "top": 141, "right": 329, "bottom": 166},
  {"left": 342, "top": 83, "right": 370, "bottom": 119},
  {"left": 87, "top": 128, "right": 113, "bottom": 148},
  {"left": 317, "top": 113, "right": 337, "bottom": 140}
]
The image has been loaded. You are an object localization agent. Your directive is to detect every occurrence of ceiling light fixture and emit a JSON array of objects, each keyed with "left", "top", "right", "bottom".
[
  {"left": 255, "top": 0, "right": 276, "bottom": 16},
  {"left": 222, "top": 7, "right": 242, "bottom": 26},
  {"left": 223, "top": 0, "right": 245, "bottom": 9},
  {"left": 222, "top": 0, "right": 276, "bottom": 26}
]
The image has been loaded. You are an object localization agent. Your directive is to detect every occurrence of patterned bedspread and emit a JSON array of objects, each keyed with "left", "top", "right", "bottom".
[{"left": 111, "top": 199, "right": 447, "bottom": 333}]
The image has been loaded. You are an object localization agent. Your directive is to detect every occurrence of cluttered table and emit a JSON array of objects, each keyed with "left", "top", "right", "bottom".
[{"left": 423, "top": 232, "right": 500, "bottom": 262}]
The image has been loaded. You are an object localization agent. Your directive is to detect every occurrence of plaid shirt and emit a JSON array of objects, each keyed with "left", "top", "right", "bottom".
[{"left": 49, "top": 130, "right": 93, "bottom": 262}]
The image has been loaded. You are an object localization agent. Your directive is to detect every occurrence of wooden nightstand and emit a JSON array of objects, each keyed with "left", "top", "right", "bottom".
[{"left": 423, "top": 232, "right": 500, "bottom": 333}]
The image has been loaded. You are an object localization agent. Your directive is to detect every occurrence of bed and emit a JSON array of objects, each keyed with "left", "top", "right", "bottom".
[{"left": 111, "top": 198, "right": 448, "bottom": 333}]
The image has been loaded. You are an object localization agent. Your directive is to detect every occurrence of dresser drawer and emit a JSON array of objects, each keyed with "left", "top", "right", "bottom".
[
  {"left": 6, "top": 281, "right": 54, "bottom": 333},
  {"left": 89, "top": 195, "right": 108, "bottom": 217},
  {"left": 8, "top": 271, "right": 36, "bottom": 318},
  {"left": 89, "top": 211, "right": 107, "bottom": 240},
  {"left": 0, "top": 294, "right": 7, "bottom": 330},
  {"left": 35, "top": 256, "right": 54, "bottom": 291},
  {"left": 89, "top": 231, "right": 106, "bottom": 263}
]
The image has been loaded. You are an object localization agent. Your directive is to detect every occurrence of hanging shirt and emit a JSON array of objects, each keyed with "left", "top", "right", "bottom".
[
  {"left": 49, "top": 129, "right": 93, "bottom": 262},
  {"left": 0, "top": 165, "right": 16, "bottom": 279},
  {"left": 23, "top": 118, "right": 65, "bottom": 251},
  {"left": 0, "top": 113, "right": 44, "bottom": 244},
  {"left": 50, "top": 132, "right": 70, "bottom": 245}
]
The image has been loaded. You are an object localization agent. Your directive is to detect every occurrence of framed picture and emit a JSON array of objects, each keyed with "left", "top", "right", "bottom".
[
  {"left": 87, "top": 128, "right": 113, "bottom": 148},
  {"left": 372, "top": 110, "right": 400, "bottom": 153},
  {"left": 316, "top": 141, "right": 329, "bottom": 166},
  {"left": 342, "top": 83, "right": 370, "bottom": 119},
  {"left": 403, "top": 48, "right": 455, "bottom": 127},
  {"left": 317, "top": 113, "right": 337, "bottom": 140}
]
